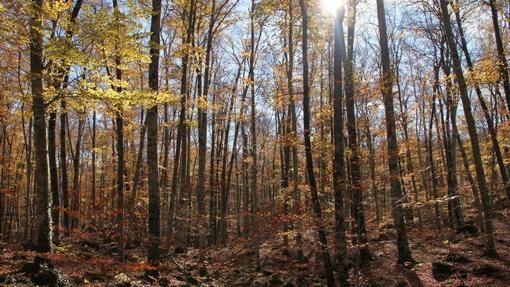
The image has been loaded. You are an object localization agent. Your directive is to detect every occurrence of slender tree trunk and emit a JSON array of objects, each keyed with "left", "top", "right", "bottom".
[
  {"left": 366, "top": 123, "right": 380, "bottom": 223},
  {"left": 115, "top": 111, "right": 124, "bottom": 260},
  {"left": 344, "top": 0, "right": 371, "bottom": 259},
  {"left": 209, "top": 93, "right": 218, "bottom": 244},
  {"left": 286, "top": 0, "right": 304, "bottom": 261},
  {"left": 249, "top": 0, "right": 260, "bottom": 270},
  {"left": 70, "top": 118, "right": 83, "bottom": 230},
  {"left": 48, "top": 112, "right": 59, "bottom": 243},
  {"left": 376, "top": 0, "right": 415, "bottom": 264},
  {"left": 454, "top": 6, "right": 510, "bottom": 199},
  {"left": 22, "top": 113, "right": 33, "bottom": 242},
  {"left": 331, "top": 5, "right": 350, "bottom": 284},
  {"left": 112, "top": 0, "right": 125, "bottom": 261},
  {"left": 147, "top": 0, "right": 162, "bottom": 265},
  {"left": 218, "top": 89, "right": 240, "bottom": 243},
  {"left": 396, "top": 64, "right": 420, "bottom": 226},
  {"left": 176, "top": 111, "right": 189, "bottom": 250},
  {"left": 169, "top": 0, "right": 195, "bottom": 240},
  {"left": 60, "top": 102, "right": 69, "bottom": 235},
  {"left": 439, "top": 57, "right": 463, "bottom": 228},
  {"left": 129, "top": 110, "right": 145, "bottom": 232},
  {"left": 219, "top": 62, "right": 248, "bottom": 242},
  {"left": 454, "top": 125, "right": 484, "bottom": 232},
  {"left": 160, "top": 104, "right": 170, "bottom": 237},
  {"left": 439, "top": 0, "right": 496, "bottom": 256},
  {"left": 489, "top": 0, "right": 510, "bottom": 112},
  {"left": 196, "top": 0, "right": 216, "bottom": 272},
  {"left": 91, "top": 111, "right": 96, "bottom": 227},
  {"left": 278, "top": 110, "right": 290, "bottom": 254},
  {"left": 0, "top": 128, "right": 5, "bottom": 240},
  {"left": 430, "top": 65, "right": 443, "bottom": 229},
  {"left": 241, "top": 123, "right": 249, "bottom": 237},
  {"left": 298, "top": 1, "right": 335, "bottom": 285}
]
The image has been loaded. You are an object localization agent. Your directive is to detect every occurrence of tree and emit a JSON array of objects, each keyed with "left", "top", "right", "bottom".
[
  {"left": 285, "top": 0, "right": 304, "bottom": 261},
  {"left": 249, "top": 0, "right": 260, "bottom": 271},
  {"left": 376, "top": 0, "right": 415, "bottom": 264},
  {"left": 196, "top": 0, "right": 217, "bottom": 274},
  {"left": 453, "top": 2, "right": 510, "bottom": 199},
  {"left": 488, "top": 0, "right": 510, "bottom": 113},
  {"left": 331, "top": 4, "right": 349, "bottom": 284},
  {"left": 344, "top": 0, "right": 371, "bottom": 261},
  {"left": 439, "top": 0, "right": 496, "bottom": 256},
  {"left": 48, "top": 109, "right": 59, "bottom": 242},
  {"left": 30, "top": 0, "right": 51, "bottom": 253},
  {"left": 298, "top": 0, "right": 335, "bottom": 285},
  {"left": 147, "top": 0, "right": 162, "bottom": 265},
  {"left": 112, "top": 0, "right": 125, "bottom": 261}
]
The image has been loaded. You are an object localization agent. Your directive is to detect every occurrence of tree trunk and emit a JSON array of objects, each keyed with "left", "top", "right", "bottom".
[
  {"left": 454, "top": 5, "right": 510, "bottom": 199},
  {"left": 23, "top": 114, "right": 33, "bottom": 242},
  {"left": 454, "top": 124, "right": 484, "bottom": 232},
  {"left": 91, "top": 111, "right": 97, "bottom": 227},
  {"left": 430, "top": 65, "right": 443, "bottom": 229},
  {"left": 344, "top": 0, "right": 370, "bottom": 256},
  {"left": 438, "top": 57, "right": 463, "bottom": 228},
  {"left": 115, "top": 111, "right": 124, "bottom": 260},
  {"left": 30, "top": 0, "right": 51, "bottom": 252},
  {"left": 0, "top": 129, "right": 5, "bottom": 240},
  {"left": 439, "top": 0, "right": 496, "bottom": 256},
  {"left": 489, "top": 0, "right": 510, "bottom": 112},
  {"left": 366, "top": 122, "right": 380, "bottom": 223},
  {"left": 376, "top": 0, "right": 415, "bottom": 264},
  {"left": 112, "top": 0, "right": 125, "bottom": 261},
  {"left": 298, "top": 0, "right": 336, "bottom": 285},
  {"left": 60, "top": 102, "right": 69, "bottom": 235},
  {"left": 196, "top": 0, "right": 216, "bottom": 272},
  {"left": 209, "top": 92, "right": 218, "bottom": 244},
  {"left": 331, "top": 5, "right": 350, "bottom": 284},
  {"left": 70, "top": 118, "right": 83, "bottom": 230},
  {"left": 129, "top": 110, "right": 145, "bottom": 232},
  {"left": 147, "top": 0, "right": 162, "bottom": 265},
  {"left": 286, "top": 0, "right": 304, "bottom": 261},
  {"left": 48, "top": 112, "right": 59, "bottom": 243},
  {"left": 249, "top": 0, "right": 260, "bottom": 271},
  {"left": 169, "top": 0, "right": 195, "bottom": 241}
]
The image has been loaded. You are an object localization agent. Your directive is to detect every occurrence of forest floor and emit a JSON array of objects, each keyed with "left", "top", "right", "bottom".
[{"left": 1, "top": 204, "right": 510, "bottom": 286}]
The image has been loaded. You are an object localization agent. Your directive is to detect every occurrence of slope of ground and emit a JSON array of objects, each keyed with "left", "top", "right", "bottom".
[{"left": 1, "top": 208, "right": 509, "bottom": 286}]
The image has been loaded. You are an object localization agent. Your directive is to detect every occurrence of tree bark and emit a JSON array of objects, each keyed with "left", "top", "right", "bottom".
[
  {"left": 286, "top": 0, "right": 304, "bottom": 261},
  {"left": 454, "top": 124, "right": 484, "bottom": 232},
  {"left": 454, "top": 5, "right": 510, "bottom": 199},
  {"left": 30, "top": 0, "right": 51, "bottom": 252},
  {"left": 376, "top": 0, "right": 415, "bottom": 264},
  {"left": 129, "top": 110, "right": 145, "bottom": 232},
  {"left": 438, "top": 57, "right": 463, "bottom": 228},
  {"left": 439, "top": 0, "right": 496, "bottom": 256},
  {"left": 249, "top": 0, "right": 260, "bottom": 271},
  {"left": 70, "top": 118, "right": 83, "bottom": 230},
  {"left": 332, "top": 5, "right": 350, "bottom": 284},
  {"left": 60, "top": 102, "right": 69, "bottom": 234},
  {"left": 147, "top": 0, "right": 162, "bottom": 265},
  {"left": 112, "top": 0, "right": 125, "bottom": 261},
  {"left": 91, "top": 111, "right": 96, "bottom": 227},
  {"left": 344, "top": 0, "right": 370, "bottom": 253},
  {"left": 298, "top": 0, "right": 336, "bottom": 285},
  {"left": 489, "top": 0, "right": 510, "bottom": 112},
  {"left": 48, "top": 112, "right": 59, "bottom": 243},
  {"left": 196, "top": 0, "right": 216, "bottom": 272}
]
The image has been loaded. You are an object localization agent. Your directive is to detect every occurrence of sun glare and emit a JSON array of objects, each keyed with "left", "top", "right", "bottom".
[{"left": 321, "top": 0, "right": 345, "bottom": 16}]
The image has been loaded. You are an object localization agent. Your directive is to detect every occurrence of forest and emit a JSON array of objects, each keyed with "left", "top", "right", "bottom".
[{"left": 0, "top": 0, "right": 510, "bottom": 286}]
